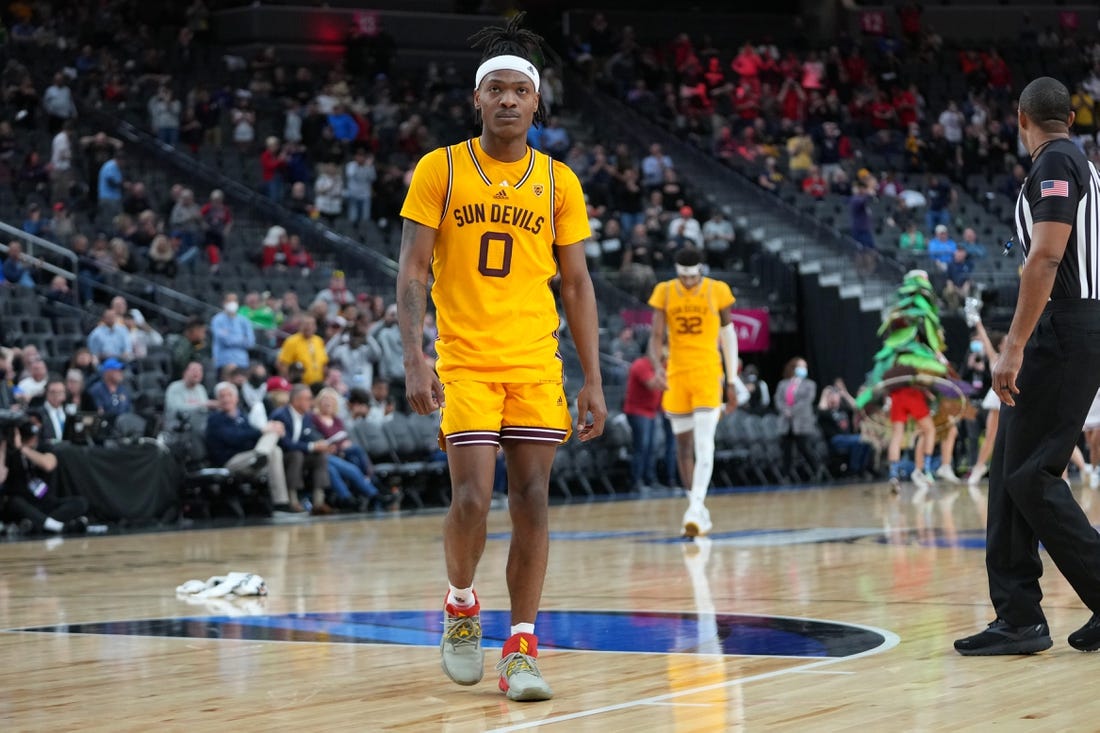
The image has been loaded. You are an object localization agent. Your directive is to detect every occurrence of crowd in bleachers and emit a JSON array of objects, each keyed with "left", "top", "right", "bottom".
[
  {"left": 14, "top": 3, "right": 1100, "bottom": 529},
  {"left": 572, "top": 9, "right": 1100, "bottom": 306}
]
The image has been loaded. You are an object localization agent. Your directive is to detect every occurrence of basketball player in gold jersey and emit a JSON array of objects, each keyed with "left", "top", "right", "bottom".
[
  {"left": 648, "top": 248, "right": 741, "bottom": 537},
  {"left": 397, "top": 15, "right": 606, "bottom": 702}
]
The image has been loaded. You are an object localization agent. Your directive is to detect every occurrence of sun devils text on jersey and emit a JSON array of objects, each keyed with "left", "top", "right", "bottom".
[{"left": 401, "top": 138, "right": 590, "bottom": 382}]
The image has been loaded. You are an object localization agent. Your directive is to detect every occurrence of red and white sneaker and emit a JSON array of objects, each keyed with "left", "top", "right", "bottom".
[
  {"left": 440, "top": 593, "right": 484, "bottom": 686},
  {"left": 496, "top": 632, "right": 553, "bottom": 701}
]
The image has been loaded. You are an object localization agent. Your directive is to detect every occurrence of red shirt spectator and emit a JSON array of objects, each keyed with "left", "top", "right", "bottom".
[
  {"left": 778, "top": 78, "right": 806, "bottom": 122},
  {"left": 734, "top": 83, "right": 759, "bottom": 122},
  {"left": 869, "top": 94, "right": 896, "bottom": 130},
  {"left": 985, "top": 51, "right": 1011, "bottom": 91},
  {"left": 260, "top": 144, "right": 285, "bottom": 183},
  {"left": 731, "top": 43, "right": 762, "bottom": 84},
  {"left": 623, "top": 357, "right": 663, "bottom": 418},
  {"left": 802, "top": 167, "right": 828, "bottom": 199},
  {"left": 893, "top": 87, "right": 919, "bottom": 127},
  {"left": 843, "top": 51, "right": 867, "bottom": 88}
]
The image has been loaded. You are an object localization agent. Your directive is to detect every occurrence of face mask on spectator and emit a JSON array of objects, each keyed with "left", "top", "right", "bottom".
[
  {"left": 794, "top": 366, "right": 808, "bottom": 379},
  {"left": 224, "top": 302, "right": 239, "bottom": 315},
  {"left": 970, "top": 340, "right": 983, "bottom": 354},
  {"left": 249, "top": 373, "right": 266, "bottom": 387}
]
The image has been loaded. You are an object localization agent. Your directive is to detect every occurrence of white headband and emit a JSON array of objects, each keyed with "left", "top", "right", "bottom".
[
  {"left": 475, "top": 54, "right": 540, "bottom": 93},
  {"left": 675, "top": 264, "right": 703, "bottom": 277}
]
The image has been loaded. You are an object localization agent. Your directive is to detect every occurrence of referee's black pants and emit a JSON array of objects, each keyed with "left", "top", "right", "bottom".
[{"left": 988, "top": 299, "right": 1100, "bottom": 626}]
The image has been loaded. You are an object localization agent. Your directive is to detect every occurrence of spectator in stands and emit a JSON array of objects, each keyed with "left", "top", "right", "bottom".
[
  {"left": 200, "top": 189, "right": 232, "bottom": 269},
  {"left": 121, "top": 181, "right": 152, "bottom": 218},
  {"left": 817, "top": 382, "right": 871, "bottom": 478},
  {"left": 668, "top": 205, "right": 703, "bottom": 249},
  {"left": 45, "top": 275, "right": 76, "bottom": 310},
  {"left": 210, "top": 293, "right": 255, "bottom": 373},
  {"left": 94, "top": 147, "right": 126, "bottom": 222},
  {"left": 88, "top": 358, "right": 132, "bottom": 416},
  {"left": 165, "top": 360, "right": 215, "bottom": 430},
  {"left": 270, "top": 383, "right": 334, "bottom": 515},
  {"left": 344, "top": 148, "right": 376, "bottom": 232},
  {"left": 740, "top": 363, "right": 771, "bottom": 415},
  {"left": 366, "top": 377, "right": 396, "bottom": 424},
  {"left": 327, "top": 313, "right": 381, "bottom": 392},
  {"left": 928, "top": 224, "right": 957, "bottom": 265},
  {"left": 170, "top": 188, "right": 204, "bottom": 266},
  {"left": 37, "top": 379, "right": 69, "bottom": 443},
  {"left": 623, "top": 353, "right": 663, "bottom": 492},
  {"left": 785, "top": 126, "right": 814, "bottom": 181},
  {"left": 239, "top": 291, "right": 277, "bottom": 346},
  {"left": 960, "top": 227, "right": 987, "bottom": 259},
  {"left": 260, "top": 225, "right": 289, "bottom": 270},
  {"left": 277, "top": 314, "right": 327, "bottom": 387},
  {"left": 15, "top": 355, "right": 47, "bottom": 402},
  {"left": 370, "top": 304, "right": 406, "bottom": 411},
  {"left": 757, "top": 156, "right": 784, "bottom": 194},
  {"left": 21, "top": 203, "right": 50, "bottom": 238},
  {"left": 259, "top": 136, "right": 287, "bottom": 201},
  {"left": 849, "top": 177, "right": 876, "bottom": 254},
  {"left": 540, "top": 116, "right": 571, "bottom": 158},
  {"left": 313, "top": 271, "right": 355, "bottom": 319},
  {"left": 313, "top": 387, "right": 382, "bottom": 510},
  {"left": 148, "top": 86, "right": 181, "bottom": 146},
  {"left": 121, "top": 309, "right": 163, "bottom": 360},
  {"left": 2, "top": 240, "right": 36, "bottom": 288},
  {"left": 147, "top": 234, "right": 177, "bottom": 278},
  {"left": 313, "top": 162, "right": 344, "bottom": 224},
  {"left": 608, "top": 325, "right": 641, "bottom": 363},
  {"left": 283, "top": 234, "right": 315, "bottom": 273},
  {"left": 205, "top": 381, "right": 304, "bottom": 515},
  {"left": 924, "top": 174, "right": 955, "bottom": 232},
  {"left": 43, "top": 72, "right": 76, "bottom": 135},
  {"left": 899, "top": 219, "right": 926, "bottom": 251},
  {"left": 66, "top": 348, "right": 98, "bottom": 385},
  {"left": 702, "top": 208, "right": 735, "bottom": 269},
  {"left": 776, "top": 356, "right": 820, "bottom": 479},
  {"left": 801, "top": 165, "right": 827, "bottom": 200},
  {"left": 943, "top": 246, "right": 974, "bottom": 310},
  {"left": 231, "top": 96, "right": 257, "bottom": 152},
  {"left": 641, "top": 143, "right": 672, "bottom": 190},
  {"left": 64, "top": 369, "right": 96, "bottom": 413},
  {"left": 87, "top": 308, "right": 132, "bottom": 363}
]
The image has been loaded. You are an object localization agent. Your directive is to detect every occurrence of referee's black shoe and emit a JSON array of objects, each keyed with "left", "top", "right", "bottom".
[
  {"left": 954, "top": 618, "right": 1052, "bottom": 656},
  {"left": 1068, "top": 613, "right": 1100, "bottom": 651}
]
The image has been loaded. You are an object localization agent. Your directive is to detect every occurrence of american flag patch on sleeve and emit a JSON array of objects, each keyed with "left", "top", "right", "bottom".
[{"left": 1041, "top": 179, "right": 1070, "bottom": 197}]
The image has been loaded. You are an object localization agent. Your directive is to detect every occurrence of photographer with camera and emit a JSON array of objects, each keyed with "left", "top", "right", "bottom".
[{"left": 0, "top": 415, "right": 90, "bottom": 534}]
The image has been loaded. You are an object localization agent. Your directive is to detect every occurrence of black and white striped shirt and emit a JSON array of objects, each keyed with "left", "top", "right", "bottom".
[{"left": 1014, "top": 138, "right": 1100, "bottom": 299}]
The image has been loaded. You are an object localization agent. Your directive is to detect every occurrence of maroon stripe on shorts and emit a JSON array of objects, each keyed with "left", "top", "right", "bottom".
[
  {"left": 446, "top": 430, "right": 500, "bottom": 446},
  {"left": 500, "top": 426, "right": 568, "bottom": 443}
]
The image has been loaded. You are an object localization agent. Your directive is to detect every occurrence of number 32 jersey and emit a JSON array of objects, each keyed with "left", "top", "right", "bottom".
[
  {"left": 649, "top": 277, "right": 736, "bottom": 379},
  {"left": 401, "top": 137, "right": 590, "bottom": 382}
]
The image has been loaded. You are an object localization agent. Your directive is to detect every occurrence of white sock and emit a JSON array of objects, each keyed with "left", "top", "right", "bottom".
[
  {"left": 43, "top": 517, "right": 64, "bottom": 533},
  {"left": 447, "top": 585, "right": 475, "bottom": 609},
  {"left": 511, "top": 622, "right": 535, "bottom": 636}
]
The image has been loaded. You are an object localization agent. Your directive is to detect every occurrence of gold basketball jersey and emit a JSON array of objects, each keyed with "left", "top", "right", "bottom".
[
  {"left": 649, "top": 277, "right": 736, "bottom": 377},
  {"left": 401, "top": 138, "right": 590, "bottom": 382}
]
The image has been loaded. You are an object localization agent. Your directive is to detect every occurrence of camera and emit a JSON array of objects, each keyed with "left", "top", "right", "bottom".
[{"left": 0, "top": 409, "right": 34, "bottom": 446}]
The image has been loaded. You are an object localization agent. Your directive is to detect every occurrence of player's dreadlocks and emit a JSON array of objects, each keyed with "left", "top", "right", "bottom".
[{"left": 468, "top": 12, "right": 559, "bottom": 127}]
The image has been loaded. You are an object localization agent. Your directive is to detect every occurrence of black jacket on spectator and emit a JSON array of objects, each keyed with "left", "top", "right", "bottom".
[{"left": 205, "top": 410, "right": 260, "bottom": 467}]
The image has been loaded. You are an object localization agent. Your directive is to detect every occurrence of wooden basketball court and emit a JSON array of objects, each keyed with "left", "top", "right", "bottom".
[{"left": 3, "top": 481, "right": 1099, "bottom": 730}]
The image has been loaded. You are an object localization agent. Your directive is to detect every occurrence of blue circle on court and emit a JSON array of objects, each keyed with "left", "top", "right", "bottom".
[{"left": 18, "top": 609, "right": 886, "bottom": 658}]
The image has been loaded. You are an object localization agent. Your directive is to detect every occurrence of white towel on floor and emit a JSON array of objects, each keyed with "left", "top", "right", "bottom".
[{"left": 175, "top": 572, "right": 267, "bottom": 598}]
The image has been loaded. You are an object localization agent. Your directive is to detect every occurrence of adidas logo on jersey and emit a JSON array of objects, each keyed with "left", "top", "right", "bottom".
[
  {"left": 556, "top": 396, "right": 563, "bottom": 406},
  {"left": 493, "top": 189, "right": 509, "bottom": 200}
]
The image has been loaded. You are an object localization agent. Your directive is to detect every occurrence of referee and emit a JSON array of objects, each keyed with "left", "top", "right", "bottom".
[{"left": 955, "top": 77, "right": 1100, "bottom": 656}]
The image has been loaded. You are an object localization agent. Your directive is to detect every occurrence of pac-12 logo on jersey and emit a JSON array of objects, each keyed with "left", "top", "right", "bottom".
[{"left": 532, "top": 184, "right": 544, "bottom": 197}]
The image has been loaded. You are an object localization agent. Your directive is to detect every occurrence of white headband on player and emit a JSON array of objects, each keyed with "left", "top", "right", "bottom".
[
  {"left": 475, "top": 54, "right": 540, "bottom": 93},
  {"left": 675, "top": 264, "right": 703, "bottom": 277}
]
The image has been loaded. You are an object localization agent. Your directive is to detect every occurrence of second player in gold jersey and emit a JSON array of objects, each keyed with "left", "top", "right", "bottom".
[{"left": 648, "top": 248, "right": 742, "bottom": 538}]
